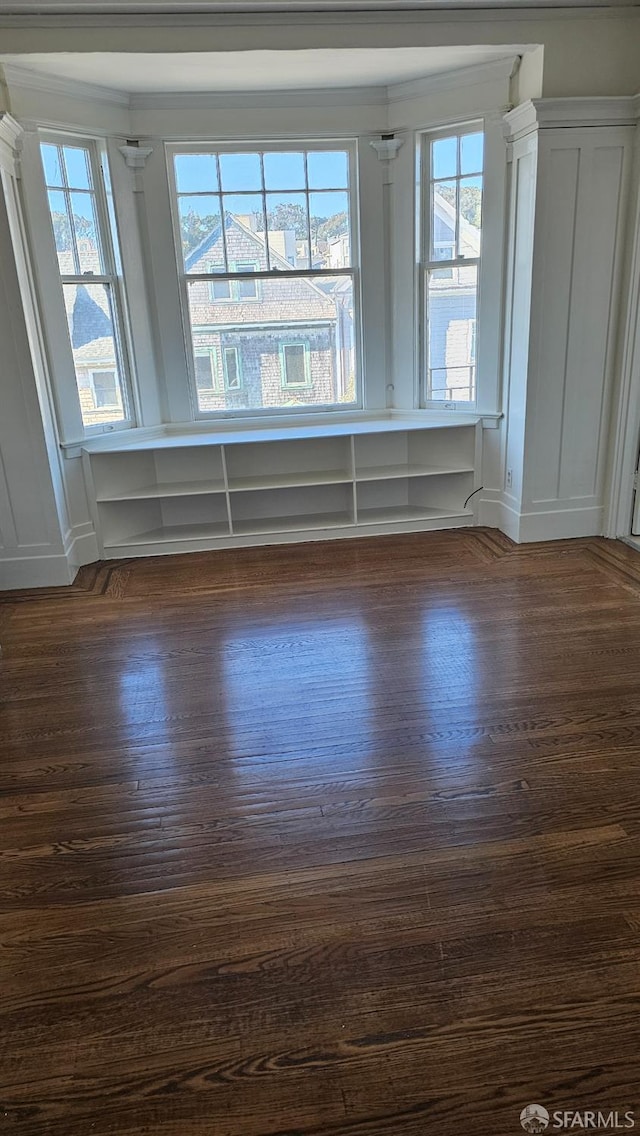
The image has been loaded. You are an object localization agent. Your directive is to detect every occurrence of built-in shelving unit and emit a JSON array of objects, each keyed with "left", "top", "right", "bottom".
[{"left": 82, "top": 415, "right": 483, "bottom": 558}]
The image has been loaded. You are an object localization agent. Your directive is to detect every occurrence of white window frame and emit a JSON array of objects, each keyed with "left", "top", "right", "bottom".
[
  {"left": 222, "top": 346, "right": 242, "bottom": 391},
  {"left": 281, "top": 341, "right": 311, "bottom": 390},
  {"left": 38, "top": 131, "right": 136, "bottom": 437},
  {"left": 194, "top": 346, "right": 221, "bottom": 391},
  {"left": 418, "top": 121, "right": 484, "bottom": 411},
  {"left": 166, "top": 138, "right": 361, "bottom": 421},
  {"left": 89, "top": 367, "right": 120, "bottom": 409}
]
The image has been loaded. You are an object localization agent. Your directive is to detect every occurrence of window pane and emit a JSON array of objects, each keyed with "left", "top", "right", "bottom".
[
  {"left": 70, "top": 191, "right": 103, "bottom": 274},
  {"left": 63, "top": 146, "right": 91, "bottom": 190},
  {"left": 175, "top": 153, "right": 219, "bottom": 194},
  {"left": 210, "top": 279, "right": 232, "bottom": 301},
  {"left": 42, "top": 143, "right": 63, "bottom": 187},
  {"left": 92, "top": 370, "right": 118, "bottom": 407},
  {"left": 237, "top": 275, "right": 258, "bottom": 300},
  {"left": 63, "top": 282, "right": 127, "bottom": 426},
  {"left": 221, "top": 197, "right": 268, "bottom": 269},
  {"left": 431, "top": 180, "right": 457, "bottom": 262},
  {"left": 458, "top": 176, "right": 482, "bottom": 258},
  {"left": 195, "top": 351, "right": 216, "bottom": 390},
  {"left": 461, "top": 132, "right": 483, "bottom": 175},
  {"left": 309, "top": 191, "right": 350, "bottom": 268},
  {"left": 283, "top": 343, "right": 308, "bottom": 388},
  {"left": 307, "top": 150, "right": 349, "bottom": 189},
  {"left": 47, "top": 190, "right": 75, "bottom": 273},
  {"left": 265, "top": 192, "right": 309, "bottom": 269},
  {"left": 187, "top": 275, "right": 356, "bottom": 412},
  {"left": 432, "top": 137, "right": 457, "bottom": 180},
  {"left": 263, "top": 151, "right": 305, "bottom": 190},
  {"left": 427, "top": 264, "right": 477, "bottom": 404},
  {"left": 218, "top": 152, "right": 261, "bottom": 192},
  {"left": 179, "top": 196, "right": 225, "bottom": 272},
  {"left": 224, "top": 348, "right": 241, "bottom": 390}
]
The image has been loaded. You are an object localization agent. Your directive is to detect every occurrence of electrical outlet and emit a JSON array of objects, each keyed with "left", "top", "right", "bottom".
[{"left": 506, "top": 468, "right": 513, "bottom": 490}]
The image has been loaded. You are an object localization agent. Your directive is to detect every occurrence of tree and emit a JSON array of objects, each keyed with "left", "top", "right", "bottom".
[
  {"left": 179, "top": 211, "right": 220, "bottom": 258},
  {"left": 51, "top": 211, "right": 96, "bottom": 250},
  {"left": 314, "top": 211, "right": 347, "bottom": 242},
  {"left": 434, "top": 185, "right": 481, "bottom": 230},
  {"left": 262, "top": 203, "right": 307, "bottom": 239}
]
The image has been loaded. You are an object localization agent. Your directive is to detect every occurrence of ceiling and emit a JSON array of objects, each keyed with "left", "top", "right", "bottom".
[{"left": 0, "top": 47, "right": 522, "bottom": 93}]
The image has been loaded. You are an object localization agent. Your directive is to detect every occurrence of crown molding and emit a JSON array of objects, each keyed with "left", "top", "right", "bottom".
[
  {"left": 504, "top": 94, "right": 640, "bottom": 139},
  {"left": 387, "top": 55, "right": 517, "bottom": 102},
  {"left": 1, "top": 63, "right": 130, "bottom": 108},
  {"left": 130, "top": 84, "right": 388, "bottom": 110},
  {"left": 0, "top": 111, "right": 23, "bottom": 174}
]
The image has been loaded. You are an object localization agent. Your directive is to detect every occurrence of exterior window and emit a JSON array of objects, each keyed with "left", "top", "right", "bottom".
[
  {"left": 223, "top": 347, "right": 242, "bottom": 391},
  {"left": 235, "top": 261, "right": 259, "bottom": 300},
  {"left": 281, "top": 343, "right": 310, "bottom": 389},
  {"left": 91, "top": 369, "right": 118, "bottom": 407},
  {"left": 210, "top": 279, "right": 231, "bottom": 301},
  {"left": 194, "top": 349, "right": 218, "bottom": 390},
  {"left": 170, "top": 144, "right": 358, "bottom": 415},
  {"left": 40, "top": 139, "right": 132, "bottom": 431},
  {"left": 421, "top": 128, "right": 483, "bottom": 405}
]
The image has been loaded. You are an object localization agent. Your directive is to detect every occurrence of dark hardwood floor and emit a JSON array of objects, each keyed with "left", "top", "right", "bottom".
[{"left": 1, "top": 528, "right": 640, "bottom": 1135}]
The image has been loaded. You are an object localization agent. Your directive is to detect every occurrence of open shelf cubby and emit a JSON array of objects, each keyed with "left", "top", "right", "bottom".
[
  {"left": 91, "top": 446, "right": 226, "bottom": 502},
  {"left": 356, "top": 472, "right": 474, "bottom": 526},
  {"left": 354, "top": 425, "right": 475, "bottom": 482},
  {"left": 225, "top": 435, "right": 352, "bottom": 493},
  {"left": 230, "top": 482, "right": 355, "bottom": 536},
  {"left": 99, "top": 493, "right": 230, "bottom": 550}
]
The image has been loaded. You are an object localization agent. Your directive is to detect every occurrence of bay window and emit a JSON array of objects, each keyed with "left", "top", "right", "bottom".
[
  {"left": 21, "top": 118, "right": 500, "bottom": 445},
  {"left": 168, "top": 142, "right": 359, "bottom": 416}
]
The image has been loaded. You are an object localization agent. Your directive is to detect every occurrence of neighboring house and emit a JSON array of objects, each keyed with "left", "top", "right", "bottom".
[
  {"left": 429, "top": 192, "right": 480, "bottom": 399},
  {"left": 185, "top": 213, "right": 354, "bottom": 410},
  {"left": 59, "top": 240, "right": 124, "bottom": 426}
]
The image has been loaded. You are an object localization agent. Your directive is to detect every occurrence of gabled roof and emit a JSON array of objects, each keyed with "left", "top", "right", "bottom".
[
  {"left": 433, "top": 193, "right": 481, "bottom": 258},
  {"left": 185, "top": 212, "right": 338, "bottom": 305},
  {"left": 185, "top": 211, "right": 295, "bottom": 274}
]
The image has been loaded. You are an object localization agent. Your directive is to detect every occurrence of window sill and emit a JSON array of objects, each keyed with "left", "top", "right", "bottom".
[{"left": 63, "top": 409, "right": 501, "bottom": 458}]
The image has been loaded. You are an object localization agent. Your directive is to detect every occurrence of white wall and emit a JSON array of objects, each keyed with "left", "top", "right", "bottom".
[{"left": 483, "top": 99, "right": 637, "bottom": 542}]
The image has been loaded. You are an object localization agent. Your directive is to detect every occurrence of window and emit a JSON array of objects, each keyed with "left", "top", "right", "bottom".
[
  {"left": 281, "top": 343, "right": 310, "bottom": 389},
  {"left": 40, "top": 138, "right": 132, "bottom": 430},
  {"left": 194, "top": 349, "right": 219, "bottom": 390},
  {"left": 170, "top": 144, "right": 358, "bottom": 415},
  {"left": 91, "top": 369, "right": 118, "bottom": 408},
  {"left": 421, "top": 127, "right": 483, "bottom": 405},
  {"left": 210, "top": 279, "right": 231, "bottom": 301},
  {"left": 235, "top": 261, "right": 259, "bottom": 300},
  {"left": 223, "top": 347, "right": 242, "bottom": 391}
]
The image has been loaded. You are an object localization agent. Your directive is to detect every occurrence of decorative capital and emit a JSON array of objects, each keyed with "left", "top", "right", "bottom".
[
  {"left": 118, "top": 142, "right": 153, "bottom": 170},
  {"left": 0, "top": 113, "right": 24, "bottom": 177},
  {"left": 370, "top": 134, "right": 404, "bottom": 162}
]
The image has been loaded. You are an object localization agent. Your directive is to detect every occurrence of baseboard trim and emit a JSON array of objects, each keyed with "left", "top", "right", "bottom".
[
  {"left": 0, "top": 552, "right": 77, "bottom": 590},
  {"left": 65, "top": 525, "right": 99, "bottom": 573},
  {"left": 478, "top": 497, "right": 604, "bottom": 543}
]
